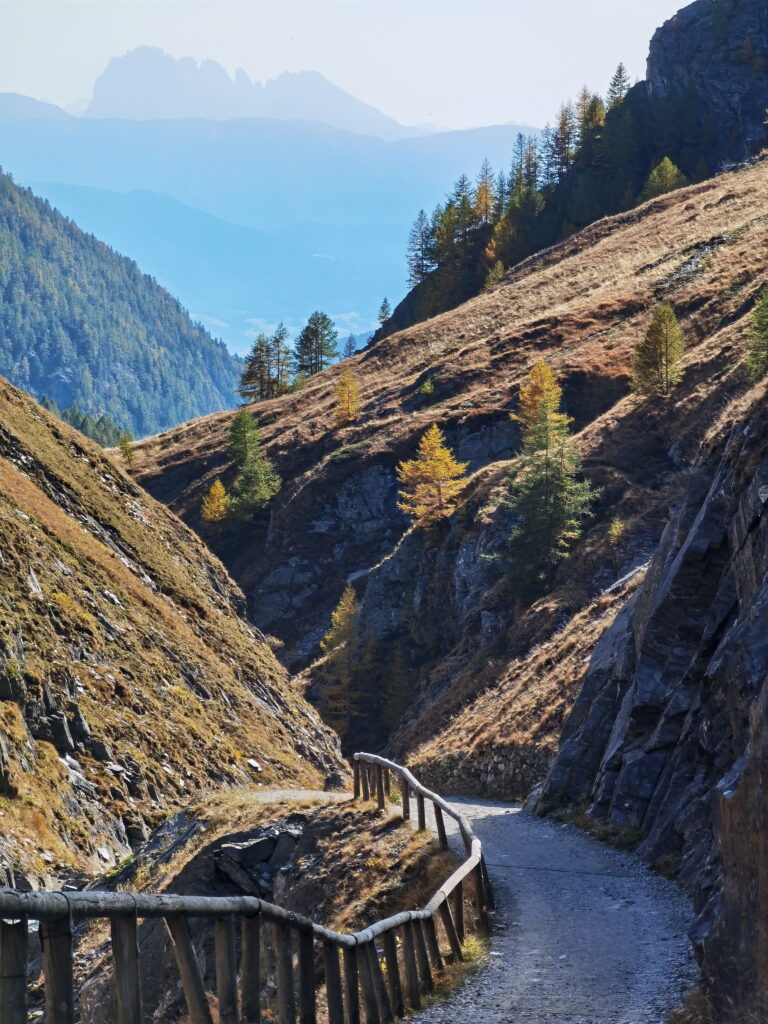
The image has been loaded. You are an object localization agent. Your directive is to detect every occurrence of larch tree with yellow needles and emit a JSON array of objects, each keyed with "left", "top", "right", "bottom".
[
  {"left": 397, "top": 424, "right": 469, "bottom": 522},
  {"left": 512, "top": 359, "right": 563, "bottom": 433},
  {"left": 201, "top": 477, "right": 229, "bottom": 524},
  {"left": 319, "top": 584, "right": 360, "bottom": 737},
  {"left": 334, "top": 365, "right": 361, "bottom": 425}
]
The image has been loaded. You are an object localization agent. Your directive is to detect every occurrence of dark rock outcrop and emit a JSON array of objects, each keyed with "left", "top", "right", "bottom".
[
  {"left": 647, "top": 0, "right": 768, "bottom": 166},
  {"left": 540, "top": 403, "right": 768, "bottom": 1013}
]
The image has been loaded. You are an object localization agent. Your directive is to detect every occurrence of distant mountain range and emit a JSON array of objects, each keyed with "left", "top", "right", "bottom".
[
  {"left": 84, "top": 47, "right": 426, "bottom": 141},
  {"left": 0, "top": 50, "right": 536, "bottom": 352}
]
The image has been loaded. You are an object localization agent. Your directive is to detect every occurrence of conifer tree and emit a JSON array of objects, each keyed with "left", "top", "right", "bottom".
[
  {"left": 343, "top": 335, "right": 357, "bottom": 359},
  {"left": 228, "top": 408, "right": 261, "bottom": 467},
  {"left": 118, "top": 431, "right": 136, "bottom": 468},
  {"left": 632, "top": 305, "right": 685, "bottom": 397},
  {"left": 640, "top": 158, "right": 687, "bottom": 202},
  {"left": 475, "top": 158, "right": 495, "bottom": 224},
  {"left": 397, "top": 424, "right": 469, "bottom": 522},
  {"left": 226, "top": 409, "right": 280, "bottom": 516},
  {"left": 607, "top": 63, "right": 631, "bottom": 108},
  {"left": 378, "top": 298, "right": 391, "bottom": 325},
  {"left": 503, "top": 362, "right": 595, "bottom": 592},
  {"left": 269, "top": 323, "right": 293, "bottom": 395},
  {"left": 334, "top": 365, "right": 361, "bottom": 425},
  {"left": 201, "top": 477, "right": 229, "bottom": 523},
  {"left": 294, "top": 311, "right": 339, "bottom": 377},
  {"left": 748, "top": 285, "right": 768, "bottom": 381},
  {"left": 407, "top": 209, "right": 434, "bottom": 286},
  {"left": 238, "top": 333, "right": 273, "bottom": 401},
  {"left": 319, "top": 585, "right": 360, "bottom": 737}
]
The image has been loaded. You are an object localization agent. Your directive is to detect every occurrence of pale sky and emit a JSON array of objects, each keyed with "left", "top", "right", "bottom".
[{"left": 0, "top": 0, "right": 687, "bottom": 129}]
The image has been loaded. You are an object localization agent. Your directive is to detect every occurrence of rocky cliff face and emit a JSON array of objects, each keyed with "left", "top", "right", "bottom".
[
  {"left": 0, "top": 379, "right": 342, "bottom": 887},
  {"left": 539, "top": 392, "right": 768, "bottom": 1014},
  {"left": 647, "top": 0, "right": 768, "bottom": 165}
]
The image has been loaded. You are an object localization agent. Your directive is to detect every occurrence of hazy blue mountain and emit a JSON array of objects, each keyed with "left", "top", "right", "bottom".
[
  {"left": 0, "top": 112, "right": 535, "bottom": 350},
  {"left": 0, "top": 93, "right": 70, "bottom": 120},
  {"left": 85, "top": 47, "right": 425, "bottom": 141}
]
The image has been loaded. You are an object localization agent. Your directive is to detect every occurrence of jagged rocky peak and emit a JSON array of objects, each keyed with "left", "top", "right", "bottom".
[{"left": 646, "top": 0, "right": 768, "bottom": 163}]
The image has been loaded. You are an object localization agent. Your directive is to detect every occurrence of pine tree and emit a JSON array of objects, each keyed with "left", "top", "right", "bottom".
[
  {"left": 229, "top": 451, "right": 281, "bottom": 518},
  {"left": 632, "top": 305, "right": 685, "bottom": 397},
  {"left": 334, "top": 365, "right": 361, "bottom": 425},
  {"left": 484, "top": 260, "right": 505, "bottom": 290},
  {"left": 407, "top": 209, "right": 434, "bottom": 286},
  {"left": 640, "top": 157, "right": 687, "bottom": 202},
  {"left": 201, "top": 477, "right": 229, "bottom": 523},
  {"left": 378, "top": 298, "right": 391, "bottom": 325},
  {"left": 748, "top": 285, "right": 768, "bottom": 381},
  {"left": 397, "top": 424, "right": 469, "bottom": 522},
  {"left": 269, "top": 323, "right": 293, "bottom": 395},
  {"left": 475, "top": 158, "right": 495, "bottom": 224},
  {"left": 343, "top": 335, "right": 357, "bottom": 359},
  {"left": 503, "top": 362, "right": 596, "bottom": 592},
  {"left": 607, "top": 63, "right": 631, "bottom": 108},
  {"left": 294, "top": 311, "right": 339, "bottom": 377},
  {"left": 319, "top": 585, "right": 360, "bottom": 737},
  {"left": 118, "top": 431, "right": 136, "bottom": 468},
  {"left": 227, "top": 408, "right": 262, "bottom": 467},
  {"left": 238, "top": 333, "right": 273, "bottom": 401}
]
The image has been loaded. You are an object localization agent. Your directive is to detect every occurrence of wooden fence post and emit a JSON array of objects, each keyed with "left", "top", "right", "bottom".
[
  {"left": 438, "top": 903, "right": 463, "bottom": 963},
  {"left": 241, "top": 914, "right": 261, "bottom": 1024},
  {"left": 322, "top": 942, "right": 344, "bottom": 1024},
  {"left": 165, "top": 916, "right": 213, "bottom": 1024},
  {"left": 416, "top": 794, "right": 426, "bottom": 832},
  {"left": 298, "top": 927, "right": 316, "bottom": 1024},
  {"left": 366, "top": 942, "right": 394, "bottom": 1023},
  {"left": 40, "top": 915, "right": 75, "bottom": 1024},
  {"left": 413, "top": 921, "right": 433, "bottom": 994},
  {"left": 473, "top": 864, "right": 489, "bottom": 931},
  {"left": 399, "top": 776, "right": 410, "bottom": 821},
  {"left": 381, "top": 931, "right": 404, "bottom": 1018},
  {"left": 342, "top": 946, "right": 360, "bottom": 1024},
  {"left": 359, "top": 943, "right": 380, "bottom": 1024},
  {"left": 401, "top": 923, "right": 420, "bottom": 1011},
  {"left": 0, "top": 918, "right": 28, "bottom": 1024},
  {"left": 353, "top": 760, "right": 361, "bottom": 800},
  {"left": 375, "top": 765, "right": 385, "bottom": 812},
  {"left": 433, "top": 806, "right": 448, "bottom": 849},
  {"left": 111, "top": 913, "right": 143, "bottom": 1024},
  {"left": 423, "top": 917, "right": 443, "bottom": 973},
  {"left": 273, "top": 921, "right": 296, "bottom": 1024},
  {"left": 452, "top": 880, "right": 465, "bottom": 944},
  {"left": 361, "top": 765, "right": 371, "bottom": 801},
  {"left": 214, "top": 917, "right": 239, "bottom": 1024}
]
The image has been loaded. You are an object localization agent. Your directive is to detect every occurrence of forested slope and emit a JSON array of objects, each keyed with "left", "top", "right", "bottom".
[{"left": 0, "top": 169, "right": 239, "bottom": 436}]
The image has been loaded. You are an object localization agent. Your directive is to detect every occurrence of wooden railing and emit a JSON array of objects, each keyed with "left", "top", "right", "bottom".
[{"left": 0, "top": 754, "right": 491, "bottom": 1024}]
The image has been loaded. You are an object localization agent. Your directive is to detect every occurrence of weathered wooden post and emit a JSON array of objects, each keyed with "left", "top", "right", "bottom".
[
  {"left": 111, "top": 913, "right": 143, "bottom": 1024},
  {"left": 381, "top": 930, "right": 404, "bottom": 1017},
  {"left": 367, "top": 942, "right": 394, "bottom": 1022},
  {"left": 322, "top": 941, "right": 344, "bottom": 1024},
  {"left": 399, "top": 776, "right": 410, "bottom": 821},
  {"left": 433, "top": 806, "right": 448, "bottom": 849},
  {"left": 165, "top": 916, "right": 214, "bottom": 1024},
  {"left": 423, "top": 916, "right": 443, "bottom": 973},
  {"left": 358, "top": 943, "right": 380, "bottom": 1023},
  {"left": 401, "top": 923, "right": 420, "bottom": 1010},
  {"left": 473, "top": 863, "right": 489, "bottom": 930},
  {"left": 297, "top": 926, "right": 316, "bottom": 1024},
  {"left": 361, "top": 764, "right": 371, "bottom": 801},
  {"left": 41, "top": 914, "right": 76, "bottom": 1024},
  {"left": 342, "top": 946, "right": 361, "bottom": 1024},
  {"left": 413, "top": 921, "right": 433, "bottom": 994},
  {"left": 0, "top": 918, "right": 29, "bottom": 1024},
  {"left": 353, "top": 759, "right": 361, "bottom": 799},
  {"left": 416, "top": 794, "right": 426, "bottom": 832},
  {"left": 241, "top": 914, "right": 262, "bottom": 1024},
  {"left": 214, "top": 917, "right": 239, "bottom": 1024},
  {"left": 375, "top": 765, "right": 386, "bottom": 812},
  {"left": 439, "top": 903, "right": 463, "bottom": 963},
  {"left": 273, "top": 921, "right": 296, "bottom": 1024},
  {"left": 452, "top": 880, "right": 465, "bottom": 944}
]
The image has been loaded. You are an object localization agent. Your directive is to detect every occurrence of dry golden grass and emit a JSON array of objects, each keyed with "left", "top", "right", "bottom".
[{"left": 0, "top": 381, "right": 342, "bottom": 880}]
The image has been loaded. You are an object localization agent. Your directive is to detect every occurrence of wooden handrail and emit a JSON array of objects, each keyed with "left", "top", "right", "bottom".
[{"left": 0, "top": 755, "right": 490, "bottom": 1023}]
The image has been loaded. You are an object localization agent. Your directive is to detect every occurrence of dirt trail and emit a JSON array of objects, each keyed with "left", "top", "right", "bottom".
[{"left": 414, "top": 797, "right": 698, "bottom": 1024}]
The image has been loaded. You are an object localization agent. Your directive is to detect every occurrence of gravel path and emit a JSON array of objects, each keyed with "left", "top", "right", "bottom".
[{"left": 413, "top": 796, "right": 698, "bottom": 1024}]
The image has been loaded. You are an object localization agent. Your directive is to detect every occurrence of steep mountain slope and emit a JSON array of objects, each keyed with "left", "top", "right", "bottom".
[
  {"left": 85, "top": 47, "right": 426, "bottom": 141},
  {"left": 0, "top": 378, "right": 342, "bottom": 887},
  {"left": 133, "top": 156, "right": 768, "bottom": 755},
  {"left": 0, "top": 169, "right": 239, "bottom": 435}
]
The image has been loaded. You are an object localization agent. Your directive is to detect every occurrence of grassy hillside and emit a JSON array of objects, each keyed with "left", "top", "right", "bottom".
[
  {"left": 0, "top": 169, "right": 239, "bottom": 436},
  {"left": 0, "top": 377, "right": 342, "bottom": 885},
  {"left": 132, "top": 156, "right": 768, "bottom": 757}
]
